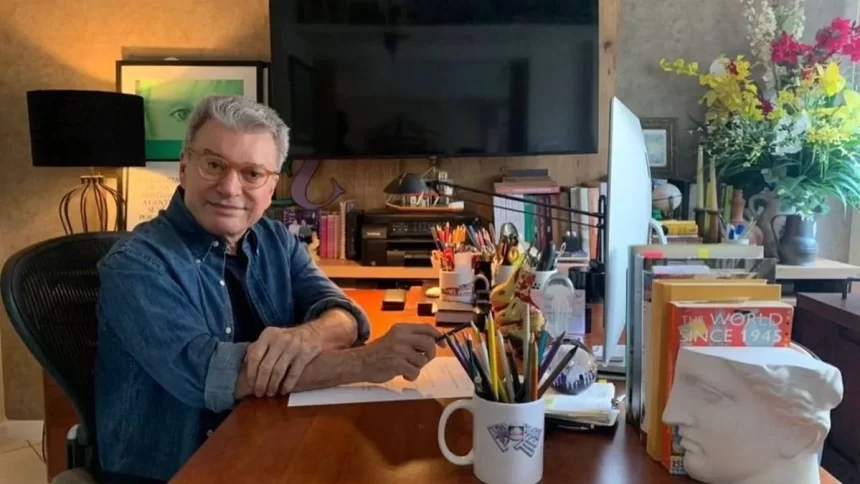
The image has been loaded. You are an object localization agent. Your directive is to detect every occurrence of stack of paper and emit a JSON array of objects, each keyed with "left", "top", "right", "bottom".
[
  {"left": 543, "top": 382, "right": 620, "bottom": 426},
  {"left": 287, "top": 357, "right": 474, "bottom": 407}
]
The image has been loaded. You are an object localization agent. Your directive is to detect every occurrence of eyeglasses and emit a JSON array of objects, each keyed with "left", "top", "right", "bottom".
[{"left": 184, "top": 147, "right": 279, "bottom": 189}]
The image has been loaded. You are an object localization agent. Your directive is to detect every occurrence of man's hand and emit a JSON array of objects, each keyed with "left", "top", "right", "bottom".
[
  {"left": 245, "top": 326, "right": 323, "bottom": 397},
  {"left": 357, "top": 323, "right": 445, "bottom": 383}
]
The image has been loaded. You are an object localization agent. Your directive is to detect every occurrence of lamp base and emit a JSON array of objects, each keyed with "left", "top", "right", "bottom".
[{"left": 59, "top": 174, "right": 124, "bottom": 235}]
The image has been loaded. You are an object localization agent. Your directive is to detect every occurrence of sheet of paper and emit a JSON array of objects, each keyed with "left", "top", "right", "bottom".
[{"left": 288, "top": 357, "right": 474, "bottom": 407}]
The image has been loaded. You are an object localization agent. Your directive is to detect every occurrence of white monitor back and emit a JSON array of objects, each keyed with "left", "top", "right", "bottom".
[{"left": 603, "top": 97, "right": 651, "bottom": 365}]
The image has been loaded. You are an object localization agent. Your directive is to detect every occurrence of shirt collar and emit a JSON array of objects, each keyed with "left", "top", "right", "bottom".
[{"left": 163, "top": 187, "right": 260, "bottom": 258}]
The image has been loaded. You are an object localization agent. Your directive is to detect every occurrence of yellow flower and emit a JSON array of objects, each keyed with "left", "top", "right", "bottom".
[
  {"left": 659, "top": 58, "right": 698, "bottom": 76},
  {"left": 808, "top": 125, "right": 849, "bottom": 145},
  {"left": 818, "top": 62, "right": 846, "bottom": 96}
]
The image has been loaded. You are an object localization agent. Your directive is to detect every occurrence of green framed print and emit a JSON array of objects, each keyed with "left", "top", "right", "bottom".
[{"left": 117, "top": 60, "right": 268, "bottom": 161}]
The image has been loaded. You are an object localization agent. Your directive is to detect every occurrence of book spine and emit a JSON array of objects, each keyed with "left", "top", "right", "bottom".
[
  {"left": 327, "top": 214, "right": 336, "bottom": 259},
  {"left": 320, "top": 215, "right": 329, "bottom": 259}
]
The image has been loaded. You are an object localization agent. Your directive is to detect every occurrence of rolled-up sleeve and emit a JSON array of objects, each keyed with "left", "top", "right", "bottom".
[
  {"left": 285, "top": 231, "right": 371, "bottom": 344},
  {"left": 98, "top": 248, "right": 246, "bottom": 413}
]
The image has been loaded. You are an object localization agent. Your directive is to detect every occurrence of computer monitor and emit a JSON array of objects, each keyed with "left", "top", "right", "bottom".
[{"left": 602, "top": 97, "right": 651, "bottom": 365}]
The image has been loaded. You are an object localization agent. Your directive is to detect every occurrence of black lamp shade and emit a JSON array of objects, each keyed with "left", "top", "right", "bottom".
[
  {"left": 27, "top": 89, "right": 146, "bottom": 168},
  {"left": 384, "top": 173, "right": 429, "bottom": 194}
]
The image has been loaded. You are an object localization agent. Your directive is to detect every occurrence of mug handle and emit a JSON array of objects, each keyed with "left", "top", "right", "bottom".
[{"left": 437, "top": 399, "right": 474, "bottom": 465}]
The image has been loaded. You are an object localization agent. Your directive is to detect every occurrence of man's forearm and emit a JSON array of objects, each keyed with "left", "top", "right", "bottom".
[
  {"left": 290, "top": 347, "right": 369, "bottom": 392},
  {"left": 234, "top": 347, "right": 367, "bottom": 399},
  {"left": 304, "top": 308, "right": 359, "bottom": 351}
]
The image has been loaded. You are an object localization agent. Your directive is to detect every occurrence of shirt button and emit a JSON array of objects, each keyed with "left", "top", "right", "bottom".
[
  {"left": 212, "top": 241, "right": 220, "bottom": 247},
  {"left": 225, "top": 327, "right": 232, "bottom": 335},
  {"left": 195, "top": 259, "right": 201, "bottom": 265},
  {"left": 219, "top": 280, "right": 225, "bottom": 287},
  {"left": 206, "top": 430, "right": 214, "bottom": 437}
]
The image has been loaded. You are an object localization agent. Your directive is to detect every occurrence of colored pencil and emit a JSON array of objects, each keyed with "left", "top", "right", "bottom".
[
  {"left": 487, "top": 315, "right": 499, "bottom": 401},
  {"left": 498, "top": 329, "right": 515, "bottom": 401},
  {"left": 538, "top": 332, "right": 566, "bottom": 379},
  {"left": 538, "top": 345, "right": 579, "bottom": 398},
  {"left": 506, "top": 343, "right": 521, "bottom": 396},
  {"left": 530, "top": 337, "right": 539, "bottom": 401}
]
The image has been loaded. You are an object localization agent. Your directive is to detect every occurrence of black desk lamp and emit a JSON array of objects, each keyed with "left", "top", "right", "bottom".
[{"left": 27, "top": 89, "right": 146, "bottom": 234}]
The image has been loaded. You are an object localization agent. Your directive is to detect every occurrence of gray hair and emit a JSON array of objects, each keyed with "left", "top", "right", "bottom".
[{"left": 183, "top": 95, "right": 290, "bottom": 170}]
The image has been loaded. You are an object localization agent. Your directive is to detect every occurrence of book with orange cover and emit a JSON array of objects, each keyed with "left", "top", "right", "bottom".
[
  {"left": 661, "top": 300, "right": 793, "bottom": 475},
  {"left": 645, "top": 279, "right": 779, "bottom": 461}
]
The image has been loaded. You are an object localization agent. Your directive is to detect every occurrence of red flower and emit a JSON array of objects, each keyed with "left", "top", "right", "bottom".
[
  {"left": 727, "top": 61, "right": 738, "bottom": 75},
  {"left": 771, "top": 32, "right": 813, "bottom": 65},
  {"left": 815, "top": 17, "right": 854, "bottom": 55},
  {"left": 759, "top": 96, "right": 774, "bottom": 115}
]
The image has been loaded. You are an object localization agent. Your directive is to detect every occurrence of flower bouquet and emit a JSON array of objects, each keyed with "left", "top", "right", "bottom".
[{"left": 659, "top": 0, "right": 860, "bottom": 244}]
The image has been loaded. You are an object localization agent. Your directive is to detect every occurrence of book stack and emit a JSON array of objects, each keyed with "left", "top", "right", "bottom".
[
  {"left": 624, "top": 244, "right": 789, "bottom": 476},
  {"left": 270, "top": 199, "right": 358, "bottom": 260},
  {"left": 492, "top": 172, "right": 560, "bottom": 249}
]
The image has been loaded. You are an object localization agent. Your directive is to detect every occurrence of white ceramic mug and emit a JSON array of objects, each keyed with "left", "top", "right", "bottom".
[
  {"left": 440, "top": 271, "right": 490, "bottom": 303},
  {"left": 437, "top": 394, "right": 545, "bottom": 484}
]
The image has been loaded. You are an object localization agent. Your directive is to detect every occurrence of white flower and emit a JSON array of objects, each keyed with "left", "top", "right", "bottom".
[{"left": 772, "top": 112, "right": 809, "bottom": 155}]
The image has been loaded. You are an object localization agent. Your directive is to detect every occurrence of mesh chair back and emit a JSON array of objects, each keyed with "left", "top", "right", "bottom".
[{"left": 1, "top": 232, "right": 125, "bottom": 452}]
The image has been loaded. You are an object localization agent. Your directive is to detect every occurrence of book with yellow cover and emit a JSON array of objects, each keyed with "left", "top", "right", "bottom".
[{"left": 644, "top": 279, "right": 780, "bottom": 461}]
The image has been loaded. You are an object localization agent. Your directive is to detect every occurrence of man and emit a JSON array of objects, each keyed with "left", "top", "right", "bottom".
[{"left": 95, "top": 96, "right": 444, "bottom": 482}]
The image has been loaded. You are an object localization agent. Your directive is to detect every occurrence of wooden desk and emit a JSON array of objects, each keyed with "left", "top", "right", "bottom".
[
  {"left": 172, "top": 288, "right": 839, "bottom": 483},
  {"left": 317, "top": 259, "right": 437, "bottom": 280}
]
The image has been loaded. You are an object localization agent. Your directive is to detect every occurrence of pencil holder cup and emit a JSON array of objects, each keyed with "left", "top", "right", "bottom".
[
  {"left": 440, "top": 271, "right": 490, "bottom": 303},
  {"left": 494, "top": 264, "right": 517, "bottom": 286},
  {"left": 530, "top": 269, "right": 557, "bottom": 291},
  {"left": 438, "top": 393, "right": 544, "bottom": 484}
]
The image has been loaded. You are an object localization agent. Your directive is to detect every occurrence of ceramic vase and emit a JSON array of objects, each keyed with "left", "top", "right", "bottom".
[{"left": 772, "top": 214, "right": 818, "bottom": 266}]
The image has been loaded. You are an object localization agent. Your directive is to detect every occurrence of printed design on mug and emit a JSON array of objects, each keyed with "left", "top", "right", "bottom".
[
  {"left": 487, "top": 423, "right": 542, "bottom": 457},
  {"left": 441, "top": 282, "right": 474, "bottom": 297}
]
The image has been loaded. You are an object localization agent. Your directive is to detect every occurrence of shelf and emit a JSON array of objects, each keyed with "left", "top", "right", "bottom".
[{"left": 317, "top": 259, "right": 437, "bottom": 279}]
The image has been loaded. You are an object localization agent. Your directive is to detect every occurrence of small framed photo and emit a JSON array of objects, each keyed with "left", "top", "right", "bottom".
[
  {"left": 641, "top": 117, "right": 678, "bottom": 178},
  {"left": 117, "top": 60, "right": 268, "bottom": 161}
]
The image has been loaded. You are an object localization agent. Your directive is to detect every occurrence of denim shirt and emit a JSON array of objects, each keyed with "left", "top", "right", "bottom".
[{"left": 94, "top": 188, "right": 370, "bottom": 481}]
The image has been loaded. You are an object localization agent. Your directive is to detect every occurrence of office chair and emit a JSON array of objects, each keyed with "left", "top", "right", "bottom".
[{"left": 2, "top": 232, "right": 126, "bottom": 484}]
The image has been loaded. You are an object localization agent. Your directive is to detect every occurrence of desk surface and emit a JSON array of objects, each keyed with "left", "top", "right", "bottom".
[{"left": 172, "top": 288, "right": 839, "bottom": 484}]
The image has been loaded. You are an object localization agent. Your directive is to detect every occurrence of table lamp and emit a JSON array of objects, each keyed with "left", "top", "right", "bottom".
[{"left": 26, "top": 89, "right": 146, "bottom": 234}]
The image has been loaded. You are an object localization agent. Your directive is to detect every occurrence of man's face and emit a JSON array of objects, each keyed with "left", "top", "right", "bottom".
[
  {"left": 663, "top": 361, "right": 783, "bottom": 482},
  {"left": 179, "top": 119, "right": 279, "bottom": 240}
]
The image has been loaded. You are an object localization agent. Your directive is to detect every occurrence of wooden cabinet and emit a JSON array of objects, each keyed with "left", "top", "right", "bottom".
[{"left": 794, "top": 293, "right": 860, "bottom": 483}]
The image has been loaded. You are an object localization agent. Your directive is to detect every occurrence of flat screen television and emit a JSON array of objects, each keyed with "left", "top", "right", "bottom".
[{"left": 270, "top": 0, "right": 600, "bottom": 159}]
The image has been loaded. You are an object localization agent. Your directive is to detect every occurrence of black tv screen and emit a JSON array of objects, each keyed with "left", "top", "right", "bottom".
[{"left": 270, "top": 0, "right": 599, "bottom": 159}]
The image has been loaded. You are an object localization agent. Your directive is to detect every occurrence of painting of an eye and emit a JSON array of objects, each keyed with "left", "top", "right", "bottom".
[{"left": 169, "top": 108, "right": 192, "bottom": 122}]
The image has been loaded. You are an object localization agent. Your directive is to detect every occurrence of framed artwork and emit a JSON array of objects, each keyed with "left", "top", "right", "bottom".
[
  {"left": 641, "top": 117, "right": 678, "bottom": 178},
  {"left": 117, "top": 60, "right": 268, "bottom": 161},
  {"left": 288, "top": 56, "right": 315, "bottom": 144}
]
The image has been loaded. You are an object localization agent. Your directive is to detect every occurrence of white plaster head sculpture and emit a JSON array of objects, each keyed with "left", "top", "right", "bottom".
[{"left": 663, "top": 346, "right": 843, "bottom": 484}]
